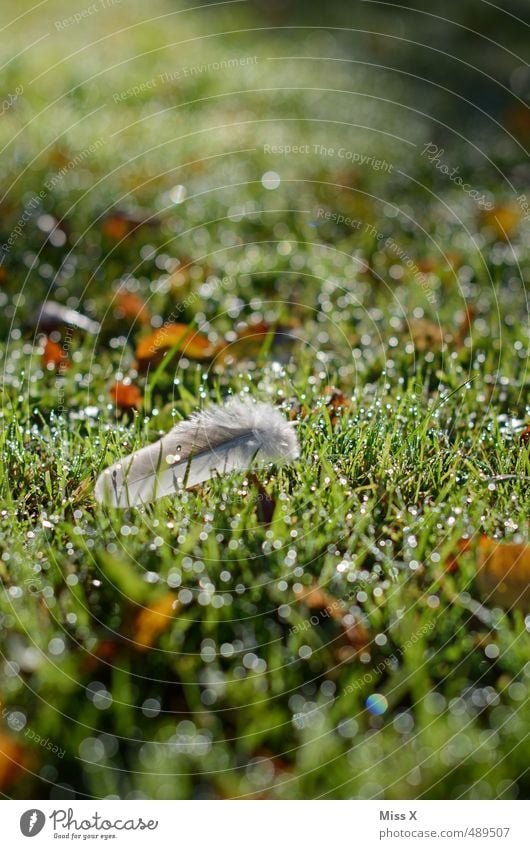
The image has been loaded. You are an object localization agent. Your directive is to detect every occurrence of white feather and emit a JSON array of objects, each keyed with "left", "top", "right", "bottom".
[{"left": 95, "top": 398, "right": 299, "bottom": 508}]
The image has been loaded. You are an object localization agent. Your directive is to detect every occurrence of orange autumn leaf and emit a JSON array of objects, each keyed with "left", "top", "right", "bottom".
[
  {"left": 519, "top": 425, "right": 530, "bottom": 445},
  {"left": 136, "top": 323, "right": 213, "bottom": 366},
  {"left": 103, "top": 210, "right": 160, "bottom": 241},
  {"left": 110, "top": 382, "right": 142, "bottom": 411},
  {"left": 477, "top": 536, "right": 530, "bottom": 610},
  {"left": 42, "top": 337, "right": 69, "bottom": 370},
  {"left": 102, "top": 215, "right": 130, "bottom": 241},
  {"left": 134, "top": 593, "right": 180, "bottom": 650},
  {"left": 0, "top": 733, "right": 29, "bottom": 790},
  {"left": 115, "top": 290, "right": 150, "bottom": 326},
  {"left": 323, "top": 386, "right": 351, "bottom": 425}
]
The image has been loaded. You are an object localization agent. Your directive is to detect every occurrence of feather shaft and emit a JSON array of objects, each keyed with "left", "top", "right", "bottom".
[{"left": 95, "top": 398, "right": 299, "bottom": 508}]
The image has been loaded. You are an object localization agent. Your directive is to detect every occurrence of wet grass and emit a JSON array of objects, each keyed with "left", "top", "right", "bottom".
[{"left": 0, "top": 0, "right": 529, "bottom": 800}]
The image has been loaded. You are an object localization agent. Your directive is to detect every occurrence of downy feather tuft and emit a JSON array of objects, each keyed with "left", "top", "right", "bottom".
[{"left": 95, "top": 398, "right": 299, "bottom": 508}]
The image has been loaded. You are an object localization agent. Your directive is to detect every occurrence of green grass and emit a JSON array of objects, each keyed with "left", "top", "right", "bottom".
[{"left": 0, "top": 0, "right": 529, "bottom": 800}]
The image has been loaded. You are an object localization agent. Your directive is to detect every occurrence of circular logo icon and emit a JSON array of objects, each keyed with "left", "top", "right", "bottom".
[{"left": 20, "top": 810, "right": 46, "bottom": 837}]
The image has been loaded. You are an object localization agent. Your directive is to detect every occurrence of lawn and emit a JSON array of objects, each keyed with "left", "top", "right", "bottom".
[{"left": 0, "top": 0, "right": 529, "bottom": 800}]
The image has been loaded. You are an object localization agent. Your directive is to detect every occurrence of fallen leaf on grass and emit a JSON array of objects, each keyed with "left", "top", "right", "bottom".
[
  {"left": 41, "top": 337, "right": 70, "bottom": 370},
  {"left": 133, "top": 593, "right": 181, "bottom": 650},
  {"left": 504, "top": 104, "right": 530, "bottom": 140},
  {"left": 136, "top": 323, "right": 213, "bottom": 367},
  {"left": 103, "top": 209, "right": 160, "bottom": 241},
  {"left": 418, "top": 252, "right": 462, "bottom": 274},
  {"left": 519, "top": 425, "right": 530, "bottom": 445},
  {"left": 288, "top": 403, "right": 309, "bottom": 422},
  {"left": 110, "top": 381, "right": 142, "bottom": 411},
  {"left": 0, "top": 733, "right": 29, "bottom": 790},
  {"left": 248, "top": 474, "right": 276, "bottom": 526},
  {"left": 83, "top": 639, "right": 120, "bottom": 673},
  {"left": 102, "top": 215, "right": 129, "bottom": 241},
  {"left": 477, "top": 536, "right": 530, "bottom": 610},
  {"left": 115, "top": 290, "right": 150, "bottom": 326},
  {"left": 322, "top": 386, "right": 351, "bottom": 425}
]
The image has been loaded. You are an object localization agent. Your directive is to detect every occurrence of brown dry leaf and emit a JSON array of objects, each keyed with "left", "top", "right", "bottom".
[
  {"left": 289, "top": 403, "right": 309, "bottom": 422},
  {"left": 0, "top": 733, "right": 29, "bottom": 790},
  {"left": 103, "top": 215, "right": 130, "bottom": 241},
  {"left": 519, "top": 425, "right": 530, "bottom": 445},
  {"left": 82, "top": 639, "right": 120, "bottom": 673},
  {"left": 134, "top": 593, "right": 181, "bottom": 650},
  {"left": 111, "top": 381, "right": 143, "bottom": 411},
  {"left": 103, "top": 209, "right": 160, "bottom": 241},
  {"left": 294, "top": 582, "right": 369, "bottom": 649},
  {"left": 115, "top": 290, "right": 150, "bottom": 326},
  {"left": 323, "top": 386, "right": 351, "bottom": 426},
  {"left": 136, "top": 323, "right": 213, "bottom": 367},
  {"left": 42, "top": 337, "right": 69, "bottom": 370},
  {"left": 248, "top": 474, "right": 276, "bottom": 526},
  {"left": 0, "top": 266, "right": 7, "bottom": 283},
  {"left": 417, "top": 257, "right": 436, "bottom": 274},
  {"left": 504, "top": 104, "right": 530, "bottom": 141},
  {"left": 69, "top": 476, "right": 95, "bottom": 509},
  {"left": 477, "top": 536, "right": 530, "bottom": 610},
  {"left": 417, "top": 252, "right": 462, "bottom": 275}
]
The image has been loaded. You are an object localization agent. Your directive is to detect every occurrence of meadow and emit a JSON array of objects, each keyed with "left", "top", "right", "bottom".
[{"left": 0, "top": 0, "right": 529, "bottom": 800}]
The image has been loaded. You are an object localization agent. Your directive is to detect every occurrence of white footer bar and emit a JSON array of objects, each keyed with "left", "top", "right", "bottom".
[{"left": 3, "top": 800, "right": 524, "bottom": 848}]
